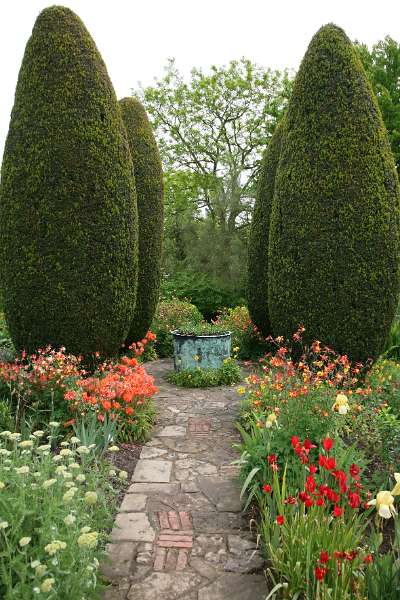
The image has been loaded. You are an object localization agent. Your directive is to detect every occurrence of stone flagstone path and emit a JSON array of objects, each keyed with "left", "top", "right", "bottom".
[{"left": 103, "top": 359, "right": 266, "bottom": 600}]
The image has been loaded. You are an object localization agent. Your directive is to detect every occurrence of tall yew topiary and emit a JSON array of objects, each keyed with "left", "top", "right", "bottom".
[
  {"left": 268, "top": 24, "right": 400, "bottom": 362},
  {"left": 0, "top": 6, "right": 138, "bottom": 357},
  {"left": 247, "top": 119, "right": 285, "bottom": 336},
  {"left": 119, "top": 97, "right": 164, "bottom": 344}
]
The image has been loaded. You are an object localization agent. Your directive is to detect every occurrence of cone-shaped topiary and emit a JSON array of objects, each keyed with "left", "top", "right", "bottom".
[
  {"left": 247, "top": 119, "right": 285, "bottom": 336},
  {"left": 119, "top": 97, "right": 164, "bottom": 345},
  {"left": 268, "top": 24, "right": 400, "bottom": 363},
  {"left": 0, "top": 6, "right": 138, "bottom": 358}
]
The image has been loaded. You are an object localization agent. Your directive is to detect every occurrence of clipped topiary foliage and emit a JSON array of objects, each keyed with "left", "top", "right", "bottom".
[
  {"left": 268, "top": 24, "right": 400, "bottom": 362},
  {"left": 247, "top": 119, "right": 285, "bottom": 336},
  {"left": 0, "top": 6, "right": 138, "bottom": 357},
  {"left": 119, "top": 97, "right": 164, "bottom": 344}
]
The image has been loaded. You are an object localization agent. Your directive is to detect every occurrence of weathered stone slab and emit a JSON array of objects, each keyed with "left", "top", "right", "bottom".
[
  {"left": 112, "top": 513, "right": 155, "bottom": 542},
  {"left": 197, "top": 477, "right": 243, "bottom": 512},
  {"left": 127, "top": 572, "right": 202, "bottom": 600},
  {"left": 140, "top": 446, "right": 168, "bottom": 459},
  {"left": 157, "top": 425, "right": 187, "bottom": 437},
  {"left": 119, "top": 494, "right": 147, "bottom": 512},
  {"left": 132, "top": 460, "right": 172, "bottom": 483},
  {"left": 128, "top": 482, "right": 180, "bottom": 495},
  {"left": 101, "top": 542, "right": 137, "bottom": 580},
  {"left": 198, "top": 573, "right": 266, "bottom": 600}
]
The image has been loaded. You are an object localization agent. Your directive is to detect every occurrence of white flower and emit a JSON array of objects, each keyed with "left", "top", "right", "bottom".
[
  {"left": 108, "top": 446, "right": 119, "bottom": 452},
  {"left": 64, "top": 481, "right": 75, "bottom": 489},
  {"left": 15, "top": 466, "right": 29, "bottom": 475},
  {"left": 108, "top": 469, "right": 116, "bottom": 477},
  {"left": 0, "top": 431, "right": 12, "bottom": 438},
  {"left": 88, "top": 444, "right": 96, "bottom": 449},
  {"left": 55, "top": 465, "right": 67, "bottom": 474},
  {"left": 30, "top": 560, "right": 41, "bottom": 569},
  {"left": 76, "top": 474, "right": 86, "bottom": 483},
  {"left": 35, "top": 564, "right": 47, "bottom": 576},
  {"left": 0, "top": 449, "right": 11, "bottom": 456},
  {"left": 60, "top": 441, "right": 70, "bottom": 447},
  {"left": 60, "top": 448, "right": 74, "bottom": 456},
  {"left": 64, "top": 514, "right": 76, "bottom": 526},
  {"left": 0, "top": 481, "right": 5, "bottom": 490},
  {"left": 49, "top": 422, "right": 60, "bottom": 428},
  {"left": 62, "top": 471, "right": 72, "bottom": 480},
  {"left": 70, "top": 437, "right": 80, "bottom": 444},
  {"left": 118, "top": 470, "right": 128, "bottom": 481},
  {"left": 37, "top": 444, "right": 51, "bottom": 452},
  {"left": 68, "top": 463, "right": 80, "bottom": 470},
  {"left": 44, "top": 540, "right": 66, "bottom": 555},
  {"left": 32, "top": 431, "right": 44, "bottom": 438},
  {"left": 76, "top": 446, "right": 90, "bottom": 455},
  {"left": 9, "top": 433, "right": 21, "bottom": 441},
  {"left": 0, "top": 521, "right": 9, "bottom": 529},
  {"left": 52, "top": 455, "right": 63, "bottom": 462},
  {"left": 19, "top": 537, "right": 31, "bottom": 547}
]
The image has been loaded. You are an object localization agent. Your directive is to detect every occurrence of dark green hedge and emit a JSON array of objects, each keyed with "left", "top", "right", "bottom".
[
  {"left": 119, "top": 97, "right": 164, "bottom": 344},
  {"left": 268, "top": 24, "right": 400, "bottom": 363},
  {"left": 0, "top": 6, "right": 138, "bottom": 358},
  {"left": 247, "top": 120, "right": 285, "bottom": 336}
]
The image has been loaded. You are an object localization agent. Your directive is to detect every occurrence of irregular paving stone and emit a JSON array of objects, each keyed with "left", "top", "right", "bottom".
[
  {"left": 112, "top": 513, "right": 155, "bottom": 542},
  {"left": 181, "top": 481, "right": 199, "bottom": 493},
  {"left": 140, "top": 446, "right": 168, "bottom": 459},
  {"left": 102, "top": 586, "right": 127, "bottom": 600},
  {"left": 227, "top": 535, "right": 257, "bottom": 555},
  {"left": 192, "top": 511, "right": 244, "bottom": 532},
  {"left": 198, "top": 573, "right": 267, "bottom": 600},
  {"left": 127, "top": 572, "right": 203, "bottom": 600},
  {"left": 157, "top": 425, "right": 187, "bottom": 437},
  {"left": 197, "top": 477, "right": 243, "bottom": 512},
  {"left": 224, "top": 554, "right": 265, "bottom": 574},
  {"left": 132, "top": 460, "right": 172, "bottom": 483},
  {"left": 190, "top": 556, "right": 220, "bottom": 580},
  {"left": 128, "top": 482, "right": 180, "bottom": 495},
  {"left": 119, "top": 494, "right": 147, "bottom": 512}
]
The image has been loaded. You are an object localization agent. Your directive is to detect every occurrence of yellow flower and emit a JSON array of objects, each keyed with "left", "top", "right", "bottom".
[
  {"left": 85, "top": 491, "right": 98, "bottom": 505},
  {"left": 265, "top": 413, "right": 278, "bottom": 429},
  {"left": 19, "top": 537, "right": 31, "bottom": 547},
  {"left": 68, "top": 462, "right": 80, "bottom": 470},
  {"left": 70, "top": 436, "right": 80, "bottom": 444},
  {"left": 237, "top": 387, "right": 246, "bottom": 395},
  {"left": 391, "top": 473, "right": 400, "bottom": 496},
  {"left": 367, "top": 490, "right": 397, "bottom": 519},
  {"left": 76, "top": 445, "right": 90, "bottom": 455},
  {"left": 109, "top": 469, "right": 116, "bottom": 477},
  {"left": 193, "top": 355, "right": 200, "bottom": 362},
  {"left": 0, "top": 481, "right": 5, "bottom": 490},
  {"left": 118, "top": 470, "right": 128, "bottom": 481},
  {"left": 37, "top": 444, "right": 51, "bottom": 452},
  {"left": 108, "top": 446, "right": 119, "bottom": 452},
  {"left": 44, "top": 540, "right": 67, "bottom": 555},
  {"left": 332, "top": 393, "right": 349, "bottom": 414},
  {"left": 35, "top": 564, "right": 47, "bottom": 577},
  {"left": 63, "top": 488, "right": 77, "bottom": 503},
  {"left": 43, "top": 479, "right": 57, "bottom": 489},
  {"left": 76, "top": 474, "right": 86, "bottom": 483},
  {"left": 77, "top": 531, "right": 98, "bottom": 549},
  {"left": 40, "top": 578, "right": 55, "bottom": 593},
  {"left": 19, "top": 440, "right": 34, "bottom": 449}
]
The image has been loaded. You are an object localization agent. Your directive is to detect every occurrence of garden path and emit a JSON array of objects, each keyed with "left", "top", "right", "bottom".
[{"left": 102, "top": 359, "right": 266, "bottom": 600}]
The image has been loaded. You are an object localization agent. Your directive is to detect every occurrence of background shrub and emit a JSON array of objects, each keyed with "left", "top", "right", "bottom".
[
  {"left": 268, "top": 24, "right": 400, "bottom": 363},
  {"left": 119, "top": 97, "right": 164, "bottom": 344},
  {"left": 247, "top": 119, "right": 285, "bottom": 336},
  {"left": 152, "top": 298, "right": 203, "bottom": 357},
  {"left": 214, "top": 306, "right": 269, "bottom": 360},
  {"left": 0, "top": 6, "right": 138, "bottom": 358}
]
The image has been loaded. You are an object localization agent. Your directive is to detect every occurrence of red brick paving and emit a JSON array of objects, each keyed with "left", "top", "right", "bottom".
[
  {"left": 188, "top": 418, "right": 211, "bottom": 433},
  {"left": 155, "top": 511, "right": 193, "bottom": 569}
]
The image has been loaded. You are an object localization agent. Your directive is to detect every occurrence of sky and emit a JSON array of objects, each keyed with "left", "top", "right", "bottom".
[{"left": 0, "top": 0, "right": 399, "bottom": 156}]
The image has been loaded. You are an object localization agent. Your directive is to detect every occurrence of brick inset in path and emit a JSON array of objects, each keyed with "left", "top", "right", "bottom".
[
  {"left": 188, "top": 417, "right": 211, "bottom": 433},
  {"left": 154, "top": 511, "right": 193, "bottom": 570}
]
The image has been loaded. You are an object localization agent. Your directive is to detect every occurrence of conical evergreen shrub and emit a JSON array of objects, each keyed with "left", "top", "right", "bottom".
[
  {"left": 268, "top": 24, "right": 400, "bottom": 362},
  {"left": 119, "top": 97, "right": 164, "bottom": 344},
  {"left": 247, "top": 119, "right": 285, "bottom": 335},
  {"left": 0, "top": 6, "right": 138, "bottom": 357}
]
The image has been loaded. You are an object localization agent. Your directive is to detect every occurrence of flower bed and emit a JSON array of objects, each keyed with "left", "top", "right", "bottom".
[{"left": 236, "top": 328, "right": 400, "bottom": 599}]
